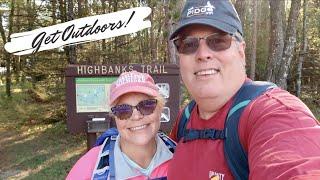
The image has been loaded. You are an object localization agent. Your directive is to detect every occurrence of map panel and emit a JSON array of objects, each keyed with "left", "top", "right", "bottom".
[{"left": 76, "top": 77, "right": 117, "bottom": 113}]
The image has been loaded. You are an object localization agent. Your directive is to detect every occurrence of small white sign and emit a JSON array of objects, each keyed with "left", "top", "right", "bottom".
[
  {"left": 156, "top": 83, "right": 170, "bottom": 99},
  {"left": 92, "top": 118, "right": 106, "bottom": 121},
  {"left": 160, "top": 107, "right": 170, "bottom": 122}
]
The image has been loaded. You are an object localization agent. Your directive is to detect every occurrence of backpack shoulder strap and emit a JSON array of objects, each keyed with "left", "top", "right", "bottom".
[
  {"left": 158, "top": 131, "right": 177, "bottom": 153},
  {"left": 92, "top": 128, "right": 118, "bottom": 180},
  {"left": 224, "top": 81, "right": 276, "bottom": 180},
  {"left": 95, "top": 127, "right": 119, "bottom": 146},
  {"left": 177, "top": 100, "right": 196, "bottom": 142}
]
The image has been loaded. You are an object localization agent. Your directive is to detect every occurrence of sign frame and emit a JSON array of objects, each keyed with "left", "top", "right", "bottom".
[{"left": 65, "top": 64, "right": 181, "bottom": 134}]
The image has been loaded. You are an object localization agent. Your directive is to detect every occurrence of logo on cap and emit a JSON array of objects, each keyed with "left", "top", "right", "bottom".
[
  {"left": 115, "top": 73, "right": 146, "bottom": 87},
  {"left": 187, "top": 1, "right": 215, "bottom": 17}
]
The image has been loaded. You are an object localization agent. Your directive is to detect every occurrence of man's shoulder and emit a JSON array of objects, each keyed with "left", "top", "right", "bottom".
[
  {"left": 251, "top": 87, "right": 314, "bottom": 117},
  {"left": 239, "top": 87, "right": 317, "bottom": 140}
]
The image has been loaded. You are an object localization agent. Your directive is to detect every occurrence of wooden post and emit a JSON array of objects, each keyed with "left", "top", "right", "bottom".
[
  {"left": 86, "top": 132, "right": 97, "bottom": 151},
  {"left": 86, "top": 120, "right": 111, "bottom": 151}
]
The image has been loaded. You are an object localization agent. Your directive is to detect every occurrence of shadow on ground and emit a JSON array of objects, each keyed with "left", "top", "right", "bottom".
[{"left": 0, "top": 122, "right": 86, "bottom": 180}]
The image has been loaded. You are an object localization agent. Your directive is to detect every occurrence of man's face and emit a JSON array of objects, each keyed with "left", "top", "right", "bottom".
[{"left": 177, "top": 25, "right": 246, "bottom": 101}]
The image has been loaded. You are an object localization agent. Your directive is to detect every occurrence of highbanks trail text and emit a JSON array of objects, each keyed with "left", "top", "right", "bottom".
[{"left": 77, "top": 65, "right": 168, "bottom": 75}]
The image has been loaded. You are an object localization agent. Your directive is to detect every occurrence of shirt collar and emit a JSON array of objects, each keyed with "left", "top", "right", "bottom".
[{"left": 114, "top": 134, "right": 173, "bottom": 180}]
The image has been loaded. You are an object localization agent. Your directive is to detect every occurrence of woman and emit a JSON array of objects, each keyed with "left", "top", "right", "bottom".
[{"left": 66, "top": 71, "right": 175, "bottom": 180}]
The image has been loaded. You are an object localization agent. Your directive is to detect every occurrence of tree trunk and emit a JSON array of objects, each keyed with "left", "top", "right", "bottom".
[
  {"left": 155, "top": 15, "right": 163, "bottom": 63},
  {"left": 296, "top": 0, "right": 308, "bottom": 97},
  {"left": 164, "top": 0, "right": 170, "bottom": 63},
  {"left": 267, "top": 0, "right": 285, "bottom": 82},
  {"left": 67, "top": 0, "right": 77, "bottom": 64},
  {"left": 150, "top": 3, "right": 156, "bottom": 63},
  {"left": 0, "top": 0, "right": 15, "bottom": 97},
  {"left": 0, "top": 14, "right": 6, "bottom": 43},
  {"left": 52, "top": 0, "right": 57, "bottom": 25},
  {"left": 101, "top": 0, "right": 107, "bottom": 63},
  {"left": 167, "top": 0, "right": 184, "bottom": 64},
  {"left": 7, "top": 0, "right": 14, "bottom": 97},
  {"left": 59, "top": 0, "right": 67, "bottom": 23},
  {"left": 85, "top": 0, "right": 89, "bottom": 15},
  {"left": 137, "top": 31, "right": 144, "bottom": 63},
  {"left": 276, "top": 0, "right": 302, "bottom": 89},
  {"left": 113, "top": 0, "right": 118, "bottom": 63},
  {"left": 13, "top": 1, "right": 21, "bottom": 83},
  {"left": 249, "top": 0, "right": 257, "bottom": 80},
  {"left": 26, "top": 0, "right": 36, "bottom": 88},
  {"left": 77, "top": 0, "right": 82, "bottom": 17},
  {"left": 234, "top": 0, "right": 246, "bottom": 24},
  {"left": 101, "top": 1, "right": 107, "bottom": 51}
]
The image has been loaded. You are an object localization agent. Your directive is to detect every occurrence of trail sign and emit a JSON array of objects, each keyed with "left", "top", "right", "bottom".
[{"left": 65, "top": 64, "right": 181, "bottom": 134}]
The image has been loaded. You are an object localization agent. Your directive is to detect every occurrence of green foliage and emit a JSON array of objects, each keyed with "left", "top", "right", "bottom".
[
  {"left": 180, "top": 83, "right": 191, "bottom": 108},
  {"left": 301, "top": 91, "right": 320, "bottom": 120}
]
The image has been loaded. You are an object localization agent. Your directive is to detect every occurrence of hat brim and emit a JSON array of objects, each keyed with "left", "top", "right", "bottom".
[
  {"left": 169, "top": 18, "right": 238, "bottom": 40},
  {"left": 109, "top": 85, "right": 159, "bottom": 106}
]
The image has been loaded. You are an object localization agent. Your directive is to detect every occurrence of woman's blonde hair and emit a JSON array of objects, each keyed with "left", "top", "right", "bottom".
[{"left": 154, "top": 94, "right": 166, "bottom": 110}]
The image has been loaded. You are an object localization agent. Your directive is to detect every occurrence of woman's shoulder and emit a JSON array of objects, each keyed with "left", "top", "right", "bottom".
[{"left": 66, "top": 146, "right": 101, "bottom": 180}]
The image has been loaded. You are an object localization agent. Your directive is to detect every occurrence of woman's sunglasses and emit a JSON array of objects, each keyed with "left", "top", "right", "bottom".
[
  {"left": 111, "top": 99, "right": 158, "bottom": 120},
  {"left": 173, "top": 33, "right": 239, "bottom": 55}
]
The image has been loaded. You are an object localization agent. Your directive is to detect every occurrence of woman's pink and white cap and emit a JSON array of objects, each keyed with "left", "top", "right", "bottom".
[{"left": 109, "top": 71, "right": 159, "bottom": 105}]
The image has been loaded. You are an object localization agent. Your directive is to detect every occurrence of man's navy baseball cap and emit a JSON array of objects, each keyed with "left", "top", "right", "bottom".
[{"left": 169, "top": 0, "right": 243, "bottom": 40}]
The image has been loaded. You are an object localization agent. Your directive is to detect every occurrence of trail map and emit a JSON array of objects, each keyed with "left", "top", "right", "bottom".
[{"left": 76, "top": 77, "right": 117, "bottom": 113}]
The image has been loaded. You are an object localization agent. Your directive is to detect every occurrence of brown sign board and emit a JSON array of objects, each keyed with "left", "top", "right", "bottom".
[{"left": 65, "top": 64, "right": 181, "bottom": 134}]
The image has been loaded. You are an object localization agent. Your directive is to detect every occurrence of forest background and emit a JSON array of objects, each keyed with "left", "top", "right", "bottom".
[{"left": 0, "top": 0, "right": 319, "bottom": 179}]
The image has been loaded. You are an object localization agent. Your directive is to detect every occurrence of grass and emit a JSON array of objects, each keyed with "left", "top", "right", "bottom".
[{"left": 0, "top": 83, "right": 87, "bottom": 180}]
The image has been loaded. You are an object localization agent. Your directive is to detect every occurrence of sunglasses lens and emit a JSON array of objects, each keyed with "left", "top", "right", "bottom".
[
  {"left": 111, "top": 104, "right": 133, "bottom": 120},
  {"left": 137, "top": 99, "right": 157, "bottom": 116},
  {"left": 207, "top": 34, "right": 232, "bottom": 51},
  {"left": 111, "top": 99, "right": 157, "bottom": 120},
  {"left": 174, "top": 34, "right": 232, "bottom": 54},
  {"left": 179, "top": 37, "right": 199, "bottom": 54}
]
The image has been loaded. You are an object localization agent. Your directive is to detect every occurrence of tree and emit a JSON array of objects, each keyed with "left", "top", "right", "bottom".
[
  {"left": 296, "top": 0, "right": 308, "bottom": 97},
  {"left": 59, "top": 0, "right": 67, "bottom": 23},
  {"left": 52, "top": 0, "right": 57, "bottom": 25},
  {"left": 267, "top": 0, "right": 285, "bottom": 82},
  {"left": 164, "top": 0, "right": 176, "bottom": 64},
  {"left": 0, "top": 0, "right": 15, "bottom": 97},
  {"left": 66, "top": 0, "right": 77, "bottom": 64},
  {"left": 249, "top": 0, "right": 257, "bottom": 80},
  {"left": 276, "top": 0, "right": 302, "bottom": 89},
  {"left": 167, "top": 0, "right": 184, "bottom": 64},
  {"left": 234, "top": 0, "right": 246, "bottom": 24},
  {"left": 149, "top": 1, "right": 156, "bottom": 62}
]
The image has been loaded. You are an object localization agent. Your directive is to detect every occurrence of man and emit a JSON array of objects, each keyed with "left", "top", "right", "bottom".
[{"left": 168, "top": 0, "right": 320, "bottom": 179}]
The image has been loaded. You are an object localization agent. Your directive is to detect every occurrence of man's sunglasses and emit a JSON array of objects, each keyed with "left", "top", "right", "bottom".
[
  {"left": 173, "top": 33, "right": 240, "bottom": 55},
  {"left": 111, "top": 99, "right": 158, "bottom": 120}
]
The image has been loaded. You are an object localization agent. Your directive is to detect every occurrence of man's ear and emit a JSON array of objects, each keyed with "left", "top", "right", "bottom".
[
  {"left": 238, "top": 41, "right": 246, "bottom": 66},
  {"left": 238, "top": 41, "right": 246, "bottom": 58}
]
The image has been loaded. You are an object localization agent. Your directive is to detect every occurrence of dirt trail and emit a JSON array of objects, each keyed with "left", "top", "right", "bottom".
[{"left": 0, "top": 127, "right": 23, "bottom": 179}]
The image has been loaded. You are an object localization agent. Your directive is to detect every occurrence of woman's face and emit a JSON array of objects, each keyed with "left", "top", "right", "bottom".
[{"left": 114, "top": 92, "right": 161, "bottom": 147}]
